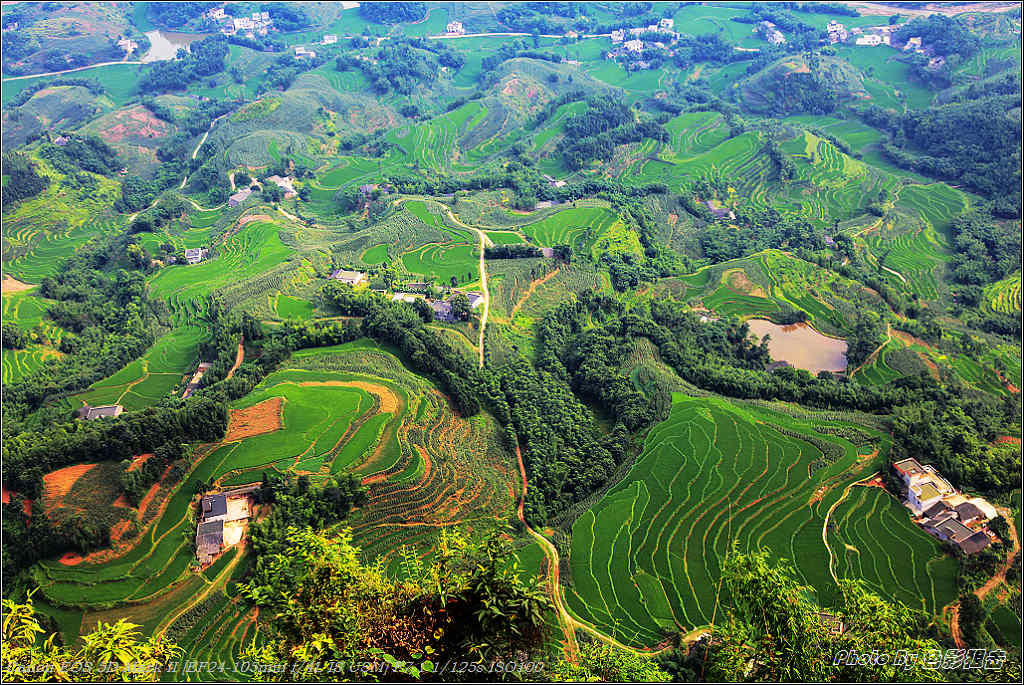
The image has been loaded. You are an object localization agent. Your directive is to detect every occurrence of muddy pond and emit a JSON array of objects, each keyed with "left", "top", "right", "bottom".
[
  {"left": 142, "top": 30, "right": 208, "bottom": 63},
  {"left": 746, "top": 319, "right": 848, "bottom": 374}
]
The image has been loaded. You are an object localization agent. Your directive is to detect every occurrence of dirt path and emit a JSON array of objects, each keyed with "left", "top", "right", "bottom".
[
  {"left": 515, "top": 444, "right": 579, "bottom": 660},
  {"left": 511, "top": 266, "right": 561, "bottom": 319},
  {"left": 440, "top": 207, "right": 491, "bottom": 367},
  {"left": 180, "top": 112, "right": 232, "bottom": 190},
  {"left": 946, "top": 506, "right": 1017, "bottom": 648},
  {"left": 849, "top": 324, "right": 892, "bottom": 378},
  {"left": 225, "top": 336, "right": 245, "bottom": 380},
  {"left": 823, "top": 473, "right": 880, "bottom": 584},
  {"left": 880, "top": 264, "right": 908, "bottom": 285},
  {"left": 1, "top": 59, "right": 142, "bottom": 81},
  {"left": 977, "top": 507, "right": 1019, "bottom": 600}
]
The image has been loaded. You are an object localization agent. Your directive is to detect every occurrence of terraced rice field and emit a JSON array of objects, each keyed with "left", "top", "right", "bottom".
[
  {"left": 826, "top": 487, "right": 958, "bottom": 612},
  {"left": 1, "top": 289, "right": 65, "bottom": 383},
  {"left": 565, "top": 394, "right": 953, "bottom": 647},
  {"left": 69, "top": 325, "right": 207, "bottom": 411},
  {"left": 147, "top": 220, "right": 294, "bottom": 320},
  {"left": 519, "top": 206, "right": 620, "bottom": 256},
  {"left": 3, "top": 214, "right": 125, "bottom": 283},
  {"left": 663, "top": 111, "right": 729, "bottom": 158},
  {"left": 984, "top": 272, "right": 1021, "bottom": 314},
  {"left": 865, "top": 226, "right": 948, "bottom": 300},
  {"left": 385, "top": 101, "right": 487, "bottom": 173},
  {"left": 401, "top": 243, "right": 478, "bottom": 285}
]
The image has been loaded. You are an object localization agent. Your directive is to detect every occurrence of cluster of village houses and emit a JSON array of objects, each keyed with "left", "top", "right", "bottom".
[
  {"left": 205, "top": 6, "right": 274, "bottom": 37},
  {"left": 893, "top": 458, "right": 999, "bottom": 555},
  {"left": 749, "top": 17, "right": 941, "bottom": 66},
  {"left": 330, "top": 269, "right": 484, "bottom": 323},
  {"left": 607, "top": 17, "right": 678, "bottom": 59}
]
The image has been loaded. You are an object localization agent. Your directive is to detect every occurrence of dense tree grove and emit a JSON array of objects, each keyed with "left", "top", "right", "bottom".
[
  {"left": 0, "top": 152, "right": 48, "bottom": 205},
  {"left": 243, "top": 526, "right": 554, "bottom": 678},
  {"left": 138, "top": 36, "right": 230, "bottom": 93},
  {"left": 1, "top": 247, "right": 165, "bottom": 425},
  {"left": 358, "top": 1, "right": 426, "bottom": 24},
  {"left": 892, "top": 14, "right": 981, "bottom": 60},
  {"left": 860, "top": 92, "right": 1022, "bottom": 217},
  {"left": 698, "top": 548, "right": 947, "bottom": 682},
  {"left": 37, "top": 135, "right": 119, "bottom": 177},
  {"left": 558, "top": 98, "right": 669, "bottom": 171}
]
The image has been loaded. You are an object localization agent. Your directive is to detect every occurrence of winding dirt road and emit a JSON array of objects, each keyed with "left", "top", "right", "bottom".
[{"left": 443, "top": 207, "right": 492, "bottom": 368}]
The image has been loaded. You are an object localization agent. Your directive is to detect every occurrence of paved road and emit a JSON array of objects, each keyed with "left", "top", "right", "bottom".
[{"left": 2, "top": 60, "right": 141, "bottom": 81}]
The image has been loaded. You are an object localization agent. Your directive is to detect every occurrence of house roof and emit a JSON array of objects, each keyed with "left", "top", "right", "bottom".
[
  {"left": 893, "top": 458, "right": 925, "bottom": 477},
  {"left": 954, "top": 501, "right": 986, "bottom": 523},
  {"left": 923, "top": 501, "right": 952, "bottom": 519},
  {"left": 201, "top": 494, "right": 228, "bottom": 519},
  {"left": 959, "top": 531, "right": 990, "bottom": 555},
  {"left": 934, "top": 518, "right": 974, "bottom": 543},
  {"left": 197, "top": 520, "right": 223, "bottom": 536},
  {"left": 968, "top": 497, "right": 997, "bottom": 521},
  {"left": 331, "top": 269, "right": 367, "bottom": 282},
  {"left": 229, "top": 188, "right": 251, "bottom": 203},
  {"left": 915, "top": 482, "right": 942, "bottom": 502},
  {"left": 83, "top": 404, "right": 122, "bottom": 419}
]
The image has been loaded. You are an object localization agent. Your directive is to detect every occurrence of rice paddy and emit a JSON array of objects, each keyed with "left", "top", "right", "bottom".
[{"left": 565, "top": 394, "right": 954, "bottom": 647}]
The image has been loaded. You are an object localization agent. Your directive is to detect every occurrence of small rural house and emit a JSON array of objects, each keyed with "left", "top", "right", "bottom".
[
  {"left": 465, "top": 292, "right": 484, "bottom": 309},
  {"left": 294, "top": 45, "right": 316, "bottom": 59},
  {"left": 446, "top": 21, "right": 465, "bottom": 35},
  {"left": 392, "top": 293, "right": 418, "bottom": 303},
  {"left": 659, "top": 18, "right": 674, "bottom": 31},
  {"left": 893, "top": 458, "right": 997, "bottom": 555},
  {"left": 431, "top": 300, "right": 455, "bottom": 322},
  {"left": 330, "top": 269, "right": 368, "bottom": 287},
  {"left": 195, "top": 486, "right": 257, "bottom": 565},
  {"left": 266, "top": 175, "right": 297, "bottom": 198},
  {"left": 624, "top": 39, "right": 643, "bottom": 53},
  {"left": 903, "top": 36, "right": 922, "bottom": 51},
  {"left": 322, "top": 34, "right": 337, "bottom": 44},
  {"left": 856, "top": 34, "right": 883, "bottom": 46},
  {"left": 184, "top": 247, "right": 209, "bottom": 265},
  {"left": 228, "top": 188, "right": 251, "bottom": 207},
  {"left": 78, "top": 404, "right": 123, "bottom": 420},
  {"left": 610, "top": 29, "right": 625, "bottom": 43}
]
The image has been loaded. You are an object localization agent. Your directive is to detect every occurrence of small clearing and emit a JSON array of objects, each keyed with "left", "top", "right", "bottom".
[
  {"left": 42, "top": 464, "right": 98, "bottom": 514},
  {"left": 2, "top": 276, "right": 33, "bottom": 294},
  {"left": 226, "top": 396, "right": 285, "bottom": 441},
  {"left": 238, "top": 213, "right": 272, "bottom": 228}
]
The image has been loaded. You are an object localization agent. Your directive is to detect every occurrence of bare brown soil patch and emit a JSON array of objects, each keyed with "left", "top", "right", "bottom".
[
  {"left": 226, "top": 396, "right": 284, "bottom": 441},
  {"left": 995, "top": 435, "right": 1021, "bottom": 445},
  {"left": 725, "top": 269, "right": 766, "bottom": 297},
  {"left": 892, "top": 329, "right": 931, "bottom": 349},
  {"left": 42, "top": 464, "right": 98, "bottom": 514},
  {"left": 2, "top": 275, "right": 34, "bottom": 294},
  {"left": 126, "top": 453, "right": 153, "bottom": 472},
  {"left": 502, "top": 77, "right": 522, "bottom": 96},
  {"left": 667, "top": 213, "right": 678, "bottom": 226},
  {"left": 112, "top": 494, "right": 131, "bottom": 508},
  {"left": 298, "top": 381, "right": 399, "bottom": 414},
  {"left": 109, "top": 519, "right": 133, "bottom": 542},
  {"left": 100, "top": 105, "right": 172, "bottom": 143},
  {"left": 238, "top": 213, "right": 272, "bottom": 228}
]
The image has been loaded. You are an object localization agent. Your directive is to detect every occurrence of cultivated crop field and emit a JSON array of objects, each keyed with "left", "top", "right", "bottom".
[
  {"left": 401, "top": 243, "right": 479, "bottom": 285},
  {"left": 69, "top": 325, "right": 206, "bottom": 410},
  {"left": 519, "top": 206, "right": 621, "bottom": 256},
  {"left": 147, "top": 220, "right": 293, "bottom": 320},
  {"left": 984, "top": 271, "right": 1021, "bottom": 314},
  {"left": 1, "top": 288, "right": 65, "bottom": 383},
  {"left": 565, "top": 394, "right": 954, "bottom": 647}
]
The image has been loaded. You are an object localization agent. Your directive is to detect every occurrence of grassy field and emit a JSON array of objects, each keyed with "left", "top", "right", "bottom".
[{"left": 565, "top": 393, "right": 954, "bottom": 647}]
